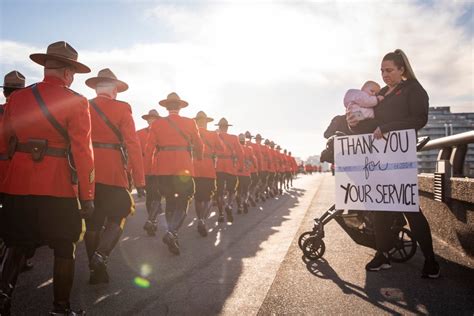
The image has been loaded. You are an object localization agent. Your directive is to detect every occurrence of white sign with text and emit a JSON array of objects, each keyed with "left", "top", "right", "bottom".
[{"left": 335, "top": 129, "right": 419, "bottom": 212}]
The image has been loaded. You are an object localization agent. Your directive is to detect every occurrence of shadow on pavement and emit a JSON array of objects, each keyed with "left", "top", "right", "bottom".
[
  {"left": 304, "top": 253, "right": 474, "bottom": 315},
  {"left": 11, "top": 183, "right": 308, "bottom": 315}
]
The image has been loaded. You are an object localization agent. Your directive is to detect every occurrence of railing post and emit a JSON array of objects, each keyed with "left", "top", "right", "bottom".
[
  {"left": 435, "top": 159, "right": 451, "bottom": 203},
  {"left": 451, "top": 144, "right": 468, "bottom": 177}
]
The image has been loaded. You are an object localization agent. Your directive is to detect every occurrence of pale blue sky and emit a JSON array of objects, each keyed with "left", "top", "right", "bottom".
[{"left": 1, "top": 0, "right": 473, "bottom": 159}]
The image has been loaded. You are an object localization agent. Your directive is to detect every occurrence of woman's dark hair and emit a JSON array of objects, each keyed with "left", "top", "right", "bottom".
[{"left": 382, "top": 49, "right": 416, "bottom": 80}]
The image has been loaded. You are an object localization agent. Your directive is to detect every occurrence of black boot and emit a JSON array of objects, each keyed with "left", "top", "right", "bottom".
[
  {"left": 243, "top": 202, "right": 249, "bottom": 214},
  {"left": 0, "top": 247, "right": 27, "bottom": 315},
  {"left": 52, "top": 257, "right": 84, "bottom": 315},
  {"left": 89, "top": 252, "right": 109, "bottom": 285},
  {"left": 225, "top": 206, "right": 234, "bottom": 223},
  {"left": 162, "top": 231, "right": 180, "bottom": 255},
  {"left": 90, "top": 222, "right": 123, "bottom": 284}
]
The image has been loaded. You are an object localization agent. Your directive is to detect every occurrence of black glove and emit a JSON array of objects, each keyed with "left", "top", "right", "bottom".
[
  {"left": 79, "top": 200, "right": 95, "bottom": 219},
  {"left": 136, "top": 187, "right": 146, "bottom": 198}
]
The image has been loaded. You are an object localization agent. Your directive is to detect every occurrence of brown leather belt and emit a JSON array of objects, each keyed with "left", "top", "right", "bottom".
[
  {"left": 157, "top": 146, "right": 192, "bottom": 152},
  {"left": 15, "top": 143, "right": 68, "bottom": 157},
  {"left": 93, "top": 142, "right": 122, "bottom": 150},
  {"left": 204, "top": 153, "right": 216, "bottom": 159}
]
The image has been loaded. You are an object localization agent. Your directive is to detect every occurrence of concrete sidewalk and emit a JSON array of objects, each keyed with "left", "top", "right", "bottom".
[{"left": 258, "top": 173, "right": 474, "bottom": 315}]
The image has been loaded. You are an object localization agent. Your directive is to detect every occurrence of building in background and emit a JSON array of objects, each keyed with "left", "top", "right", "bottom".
[{"left": 418, "top": 107, "right": 474, "bottom": 176}]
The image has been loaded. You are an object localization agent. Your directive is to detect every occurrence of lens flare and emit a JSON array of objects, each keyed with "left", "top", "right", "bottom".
[
  {"left": 140, "top": 264, "right": 152, "bottom": 277},
  {"left": 134, "top": 276, "right": 150, "bottom": 288}
]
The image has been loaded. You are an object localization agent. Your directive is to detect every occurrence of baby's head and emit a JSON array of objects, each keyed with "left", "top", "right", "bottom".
[{"left": 361, "top": 81, "right": 381, "bottom": 96}]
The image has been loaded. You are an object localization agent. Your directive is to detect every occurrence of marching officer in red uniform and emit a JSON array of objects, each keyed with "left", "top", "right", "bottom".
[
  {"left": 274, "top": 145, "right": 284, "bottom": 195},
  {"left": 0, "top": 71, "right": 26, "bottom": 192},
  {"left": 255, "top": 134, "right": 269, "bottom": 202},
  {"left": 193, "top": 111, "right": 224, "bottom": 236},
  {"left": 137, "top": 109, "right": 162, "bottom": 236},
  {"left": 84, "top": 68, "right": 145, "bottom": 284},
  {"left": 283, "top": 149, "right": 292, "bottom": 190},
  {"left": 288, "top": 151, "right": 297, "bottom": 185},
  {"left": 235, "top": 133, "right": 257, "bottom": 214},
  {"left": 245, "top": 131, "right": 261, "bottom": 207},
  {"left": 0, "top": 41, "right": 95, "bottom": 315},
  {"left": 265, "top": 140, "right": 277, "bottom": 198},
  {"left": 144, "top": 92, "right": 203, "bottom": 255},
  {"left": 215, "top": 118, "right": 244, "bottom": 223}
]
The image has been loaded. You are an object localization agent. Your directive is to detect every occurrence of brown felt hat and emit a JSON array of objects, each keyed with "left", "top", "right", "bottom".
[
  {"left": 30, "top": 41, "right": 91, "bottom": 73},
  {"left": 1, "top": 70, "right": 25, "bottom": 88},
  {"left": 86, "top": 68, "right": 128, "bottom": 92},
  {"left": 159, "top": 92, "right": 188, "bottom": 108},
  {"left": 255, "top": 133, "right": 262, "bottom": 140},
  {"left": 215, "top": 117, "right": 232, "bottom": 127},
  {"left": 194, "top": 111, "right": 214, "bottom": 122},
  {"left": 245, "top": 131, "right": 254, "bottom": 139},
  {"left": 141, "top": 109, "right": 160, "bottom": 120}
]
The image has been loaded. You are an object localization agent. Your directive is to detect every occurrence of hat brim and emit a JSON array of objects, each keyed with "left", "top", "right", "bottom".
[
  {"left": 215, "top": 123, "right": 233, "bottom": 127},
  {"left": 159, "top": 99, "right": 188, "bottom": 108},
  {"left": 85, "top": 77, "right": 128, "bottom": 92},
  {"left": 194, "top": 117, "right": 214, "bottom": 123},
  {"left": 30, "top": 53, "right": 91, "bottom": 73},
  {"left": 142, "top": 114, "right": 160, "bottom": 120},
  {"left": 1, "top": 85, "right": 24, "bottom": 89}
]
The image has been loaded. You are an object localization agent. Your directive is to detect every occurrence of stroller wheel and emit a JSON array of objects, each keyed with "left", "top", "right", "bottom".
[
  {"left": 298, "top": 231, "right": 313, "bottom": 250},
  {"left": 302, "top": 237, "right": 326, "bottom": 260},
  {"left": 388, "top": 228, "right": 417, "bottom": 263}
]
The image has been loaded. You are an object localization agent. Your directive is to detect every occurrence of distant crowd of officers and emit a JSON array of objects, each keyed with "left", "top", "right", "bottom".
[{"left": 0, "top": 41, "right": 299, "bottom": 315}]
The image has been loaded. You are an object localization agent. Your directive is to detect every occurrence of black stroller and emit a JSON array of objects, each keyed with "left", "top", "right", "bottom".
[{"left": 299, "top": 134, "right": 430, "bottom": 262}]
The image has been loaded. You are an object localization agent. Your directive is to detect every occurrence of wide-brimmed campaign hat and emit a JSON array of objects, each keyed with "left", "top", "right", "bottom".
[
  {"left": 276, "top": 145, "right": 281, "bottom": 150},
  {"left": 255, "top": 133, "right": 263, "bottom": 140},
  {"left": 142, "top": 109, "right": 160, "bottom": 120},
  {"left": 264, "top": 139, "right": 270, "bottom": 145},
  {"left": 194, "top": 111, "right": 214, "bottom": 122},
  {"left": 1, "top": 70, "right": 25, "bottom": 88},
  {"left": 245, "top": 131, "right": 254, "bottom": 139},
  {"left": 30, "top": 41, "right": 91, "bottom": 73},
  {"left": 215, "top": 117, "right": 233, "bottom": 127},
  {"left": 159, "top": 92, "right": 188, "bottom": 108},
  {"left": 86, "top": 68, "right": 128, "bottom": 92}
]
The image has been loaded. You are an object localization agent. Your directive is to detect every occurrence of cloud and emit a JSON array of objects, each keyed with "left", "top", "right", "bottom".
[{"left": 1, "top": 0, "right": 472, "bottom": 159}]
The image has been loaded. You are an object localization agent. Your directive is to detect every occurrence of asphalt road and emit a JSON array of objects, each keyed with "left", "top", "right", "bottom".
[
  {"left": 9, "top": 174, "right": 322, "bottom": 315},
  {"left": 8, "top": 173, "right": 474, "bottom": 315}
]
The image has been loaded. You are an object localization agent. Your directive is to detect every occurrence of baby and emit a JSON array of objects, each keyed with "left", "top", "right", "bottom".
[{"left": 344, "top": 81, "right": 384, "bottom": 120}]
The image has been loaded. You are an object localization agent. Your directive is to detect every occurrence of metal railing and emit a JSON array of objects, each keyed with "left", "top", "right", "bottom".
[
  {"left": 418, "top": 131, "right": 474, "bottom": 201},
  {"left": 419, "top": 131, "right": 474, "bottom": 177}
]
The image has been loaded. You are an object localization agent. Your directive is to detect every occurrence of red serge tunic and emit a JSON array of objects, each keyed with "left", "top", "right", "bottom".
[
  {"left": 193, "top": 128, "right": 225, "bottom": 179},
  {"left": 259, "top": 144, "right": 271, "bottom": 172},
  {"left": 145, "top": 113, "right": 203, "bottom": 177},
  {"left": 90, "top": 95, "right": 145, "bottom": 189},
  {"left": 0, "top": 103, "right": 10, "bottom": 183},
  {"left": 248, "top": 141, "right": 262, "bottom": 173},
  {"left": 136, "top": 127, "right": 153, "bottom": 175},
  {"left": 1, "top": 76, "right": 95, "bottom": 200},
  {"left": 236, "top": 144, "right": 257, "bottom": 177},
  {"left": 215, "top": 132, "right": 244, "bottom": 176}
]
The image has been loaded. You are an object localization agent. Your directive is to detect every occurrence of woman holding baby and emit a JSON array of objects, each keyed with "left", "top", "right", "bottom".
[{"left": 346, "top": 49, "right": 440, "bottom": 278}]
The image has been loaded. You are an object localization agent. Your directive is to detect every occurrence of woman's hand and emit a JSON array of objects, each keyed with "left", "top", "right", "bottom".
[
  {"left": 346, "top": 111, "right": 360, "bottom": 127},
  {"left": 373, "top": 127, "right": 383, "bottom": 139}
]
